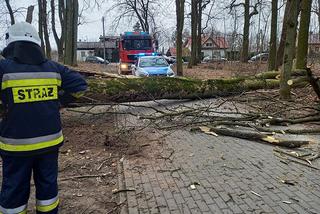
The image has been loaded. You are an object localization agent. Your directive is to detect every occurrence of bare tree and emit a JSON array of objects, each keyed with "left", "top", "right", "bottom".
[
  {"left": 280, "top": 0, "right": 300, "bottom": 100},
  {"left": 310, "top": 0, "right": 320, "bottom": 39},
  {"left": 176, "top": 0, "right": 185, "bottom": 76},
  {"left": 108, "top": 0, "right": 160, "bottom": 33},
  {"left": 4, "top": 0, "right": 15, "bottom": 25},
  {"left": 276, "top": 1, "right": 290, "bottom": 69},
  {"left": 64, "top": 0, "right": 78, "bottom": 66},
  {"left": 38, "top": 0, "right": 45, "bottom": 52},
  {"left": 229, "top": 0, "right": 260, "bottom": 63},
  {"left": 318, "top": 0, "right": 320, "bottom": 39},
  {"left": 197, "top": 0, "right": 211, "bottom": 62},
  {"left": 51, "top": 0, "right": 64, "bottom": 62},
  {"left": 189, "top": 0, "right": 198, "bottom": 67},
  {"left": 39, "top": 0, "right": 52, "bottom": 59},
  {"left": 296, "top": 0, "right": 312, "bottom": 69},
  {"left": 268, "top": 0, "right": 277, "bottom": 71}
]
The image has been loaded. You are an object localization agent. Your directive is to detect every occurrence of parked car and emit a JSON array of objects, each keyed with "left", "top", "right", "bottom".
[
  {"left": 249, "top": 53, "right": 269, "bottom": 62},
  {"left": 85, "top": 56, "right": 109, "bottom": 64},
  {"left": 132, "top": 56, "right": 175, "bottom": 77},
  {"left": 202, "top": 55, "right": 227, "bottom": 63}
]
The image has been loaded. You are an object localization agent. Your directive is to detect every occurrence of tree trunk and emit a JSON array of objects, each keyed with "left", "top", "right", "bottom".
[
  {"left": 196, "top": 126, "right": 309, "bottom": 148},
  {"left": 280, "top": 0, "right": 300, "bottom": 100},
  {"left": 276, "top": 1, "right": 290, "bottom": 69},
  {"left": 51, "top": 0, "right": 64, "bottom": 62},
  {"left": 296, "top": 0, "right": 312, "bottom": 69},
  {"left": 197, "top": 0, "right": 202, "bottom": 63},
  {"left": 38, "top": 0, "right": 45, "bottom": 53},
  {"left": 26, "top": 5, "right": 35, "bottom": 23},
  {"left": 4, "top": 0, "right": 15, "bottom": 25},
  {"left": 318, "top": 0, "right": 320, "bottom": 39},
  {"left": 188, "top": 0, "right": 198, "bottom": 68},
  {"left": 72, "top": 0, "right": 79, "bottom": 64},
  {"left": 64, "top": 0, "right": 78, "bottom": 66},
  {"left": 268, "top": 0, "right": 278, "bottom": 71},
  {"left": 81, "top": 75, "right": 309, "bottom": 103},
  {"left": 58, "top": 0, "right": 65, "bottom": 62},
  {"left": 176, "top": 0, "right": 185, "bottom": 76},
  {"left": 241, "top": 0, "right": 250, "bottom": 63},
  {"left": 42, "top": 0, "right": 52, "bottom": 59}
]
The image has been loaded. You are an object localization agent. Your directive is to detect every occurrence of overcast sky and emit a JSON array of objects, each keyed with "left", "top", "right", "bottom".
[
  {"left": 2, "top": 0, "right": 320, "bottom": 52},
  {"left": 0, "top": 0, "right": 176, "bottom": 50}
]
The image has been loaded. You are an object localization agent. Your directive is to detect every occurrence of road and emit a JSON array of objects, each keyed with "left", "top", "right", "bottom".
[{"left": 117, "top": 99, "right": 320, "bottom": 214}]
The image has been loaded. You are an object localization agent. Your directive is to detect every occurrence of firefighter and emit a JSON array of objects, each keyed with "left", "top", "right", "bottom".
[{"left": 0, "top": 22, "right": 87, "bottom": 213}]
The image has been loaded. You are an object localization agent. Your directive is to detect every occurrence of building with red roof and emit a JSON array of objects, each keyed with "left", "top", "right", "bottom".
[{"left": 185, "top": 34, "right": 229, "bottom": 59}]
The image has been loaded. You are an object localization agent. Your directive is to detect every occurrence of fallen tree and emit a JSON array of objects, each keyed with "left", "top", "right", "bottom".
[
  {"left": 75, "top": 66, "right": 320, "bottom": 103},
  {"left": 82, "top": 75, "right": 308, "bottom": 103},
  {"left": 72, "top": 68, "right": 320, "bottom": 149},
  {"left": 193, "top": 126, "right": 310, "bottom": 148}
]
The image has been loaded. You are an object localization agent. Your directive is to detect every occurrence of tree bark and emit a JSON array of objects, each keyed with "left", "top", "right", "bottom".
[
  {"left": 26, "top": 5, "right": 35, "bottom": 23},
  {"left": 72, "top": 0, "right": 78, "bottom": 64},
  {"left": 280, "top": 0, "right": 300, "bottom": 100},
  {"left": 318, "top": 0, "right": 320, "bottom": 39},
  {"left": 268, "top": 0, "right": 278, "bottom": 71},
  {"left": 241, "top": 0, "right": 250, "bottom": 63},
  {"left": 296, "top": 0, "right": 312, "bottom": 69},
  {"left": 196, "top": 126, "right": 309, "bottom": 148},
  {"left": 276, "top": 1, "right": 290, "bottom": 69},
  {"left": 4, "top": 0, "right": 15, "bottom": 25},
  {"left": 80, "top": 75, "right": 311, "bottom": 103},
  {"left": 42, "top": 0, "right": 52, "bottom": 59},
  {"left": 58, "top": 0, "right": 65, "bottom": 62},
  {"left": 64, "top": 0, "right": 78, "bottom": 66},
  {"left": 51, "top": 0, "right": 64, "bottom": 62},
  {"left": 306, "top": 67, "right": 320, "bottom": 99},
  {"left": 188, "top": 0, "right": 198, "bottom": 68},
  {"left": 38, "top": 0, "right": 45, "bottom": 53},
  {"left": 176, "top": 0, "right": 185, "bottom": 76},
  {"left": 197, "top": 0, "right": 202, "bottom": 63}
]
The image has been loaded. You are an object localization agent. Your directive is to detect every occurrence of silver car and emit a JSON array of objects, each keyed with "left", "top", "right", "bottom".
[{"left": 132, "top": 56, "right": 175, "bottom": 77}]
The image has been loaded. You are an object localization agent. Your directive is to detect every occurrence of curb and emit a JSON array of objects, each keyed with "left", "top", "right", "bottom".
[{"left": 117, "top": 157, "right": 128, "bottom": 214}]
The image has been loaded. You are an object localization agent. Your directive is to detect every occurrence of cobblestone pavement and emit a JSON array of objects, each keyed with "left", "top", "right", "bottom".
[{"left": 119, "top": 101, "right": 320, "bottom": 214}]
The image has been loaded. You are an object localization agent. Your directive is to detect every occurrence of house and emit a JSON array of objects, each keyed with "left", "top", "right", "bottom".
[
  {"left": 185, "top": 34, "right": 229, "bottom": 59},
  {"left": 308, "top": 33, "right": 320, "bottom": 54},
  {"left": 77, "top": 36, "right": 120, "bottom": 62}
]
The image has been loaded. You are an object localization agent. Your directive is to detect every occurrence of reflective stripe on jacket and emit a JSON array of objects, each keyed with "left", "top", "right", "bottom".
[{"left": 0, "top": 59, "right": 87, "bottom": 155}]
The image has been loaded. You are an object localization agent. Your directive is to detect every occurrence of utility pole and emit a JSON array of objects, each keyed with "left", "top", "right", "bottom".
[{"left": 102, "top": 16, "right": 106, "bottom": 66}]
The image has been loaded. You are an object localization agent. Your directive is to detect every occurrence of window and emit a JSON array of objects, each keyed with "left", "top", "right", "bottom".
[
  {"left": 206, "top": 43, "right": 213, "bottom": 47},
  {"left": 139, "top": 57, "right": 168, "bottom": 67},
  {"left": 315, "top": 47, "right": 320, "bottom": 52},
  {"left": 123, "top": 39, "right": 152, "bottom": 50},
  {"left": 81, "top": 51, "right": 86, "bottom": 57}
]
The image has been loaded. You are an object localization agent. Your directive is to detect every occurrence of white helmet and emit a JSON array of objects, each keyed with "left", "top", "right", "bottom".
[{"left": 6, "top": 22, "right": 41, "bottom": 46}]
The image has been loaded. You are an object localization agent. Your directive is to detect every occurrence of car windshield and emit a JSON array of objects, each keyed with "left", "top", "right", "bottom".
[
  {"left": 123, "top": 39, "right": 152, "bottom": 50},
  {"left": 139, "top": 57, "right": 168, "bottom": 67}
]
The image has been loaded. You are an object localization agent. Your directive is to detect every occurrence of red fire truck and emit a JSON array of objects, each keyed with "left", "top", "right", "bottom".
[{"left": 118, "top": 32, "right": 156, "bottom": 74}]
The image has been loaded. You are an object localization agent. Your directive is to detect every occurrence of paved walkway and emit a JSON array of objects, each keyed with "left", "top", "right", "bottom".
[{"left": 117, "top": 100, "right": 320, "bottom": 214}]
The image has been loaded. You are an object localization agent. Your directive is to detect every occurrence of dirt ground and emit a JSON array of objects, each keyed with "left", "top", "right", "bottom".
[
  {"left": 55, "top": 106, "right": 166, "bottom": 214},
  {"left": 182, "top": 61, "right": 268, "bottom": 79},
  {"left": 56, "top": 110, "right": 120, "bottom": 213}
]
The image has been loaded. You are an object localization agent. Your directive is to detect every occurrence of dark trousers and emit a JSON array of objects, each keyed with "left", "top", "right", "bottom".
[{"left": 0, "top": 151, "right": 59, "bottom": 214}]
